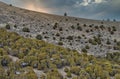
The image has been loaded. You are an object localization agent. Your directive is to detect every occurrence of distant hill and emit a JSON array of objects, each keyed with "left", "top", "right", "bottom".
[{"left": 0, "top": 1, "right": 120, "bottom": 56}]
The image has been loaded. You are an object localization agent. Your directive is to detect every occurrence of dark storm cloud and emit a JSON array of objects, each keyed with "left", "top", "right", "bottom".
[{"left": 0, "top": 0, "right": 120, "bottom": 20}]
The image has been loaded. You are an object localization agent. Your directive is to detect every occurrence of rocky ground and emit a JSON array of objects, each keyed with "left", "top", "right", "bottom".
[{"left": 0, "top": 1, "right": 120, "bottom": 56}]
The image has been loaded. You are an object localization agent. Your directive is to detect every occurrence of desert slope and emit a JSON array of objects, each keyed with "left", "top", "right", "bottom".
[{"left": 0, "top": 1, "right": 120, "bottom": 56}]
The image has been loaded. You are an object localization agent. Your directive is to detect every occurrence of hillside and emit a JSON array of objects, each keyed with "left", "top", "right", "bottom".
[
  {"left": 0, "top": 1, "right": 120, "bottom": 79},
  {"left": 0, "top": 1, "right": 120, "bottom": 56},
  {"left": 0, "top": 28, "right": 120, "bottom": 79}
]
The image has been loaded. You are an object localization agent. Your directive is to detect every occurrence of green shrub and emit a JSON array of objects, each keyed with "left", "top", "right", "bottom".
[
  {"left": 89, "top": 39, "right": 97, "bottom": 45},
  {"left": 83, "top": 24, "right": 87, "bottom": 27},
  {"left": 85, "top": 45, "right": 90, "bottom": 49},
  {"left": 22, "top": 27, "right": 30, "bottom": 32},
  {"left": 106, "top": 39, "right": 111, "bottom": 45},
  {"left": 58, "top": 41, "right": 63, "bottom": 46},
  {"left": 70, "top": 66, "right": 80, "bottom": 75},
  {"left": 67, "top": 36, "right": 73, "bottom": 40},
  {"left": 5, "top": 24, "right": 10, "bottom": 29},
  {"left": 71, "top": 25, "right": 75, "bottom": 29},
  {"left": 86, "top": 29, "right": 89, "bottom": 33},
  {"left": 14, "top": 24, "right": 17, "bottom": 28},
  {"left": 77, "top": 26, "right": 82, "bottom": 31},
  {"left": 59, "top": 27, "right": 63, "bottom": 31},
  {"left": 53, "top": 23, "right": 58, "bottom": 29},
  {"left": 112, "top": 26, "right": 116, "bottom": 31},
  {"left": 36, "top": 34, "right": 42, "bottom": 40},
  {"left": 56, "top": 33, "right": 60, "bottom": 37},
  {"left": 81, "top": 48, "right": 87, "bottom": 53},
  {"left": 78, "top": 36, "right": 81, "bottom": 39},
  {"left": 67, "top": 71, "right": 72, "bottom": 78},
  {"left": 64, "top": 67, "right": 69, "bottom": 72},
  {"left": 117, "top": 41, "right": 120, "bottom": 46}
]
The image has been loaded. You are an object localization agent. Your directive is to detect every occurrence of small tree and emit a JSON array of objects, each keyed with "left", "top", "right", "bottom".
[
  {"left": 64, "top": 12, "right": 67, "bottom": 16},
  {"left": 113, "top": 19, "right": 116, "bottom": 22},
  {"left": 9, "top": 4, "right": 12, "bottom": 6}
]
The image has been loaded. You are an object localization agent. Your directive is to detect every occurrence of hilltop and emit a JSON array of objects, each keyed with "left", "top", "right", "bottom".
[{"left": 0, "top": 1, "right": 120, "bottom": 56}]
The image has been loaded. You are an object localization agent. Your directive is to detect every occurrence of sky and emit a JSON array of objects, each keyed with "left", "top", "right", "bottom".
[{"left": 0, "top": 0, "right": 120, "bottom": 20}]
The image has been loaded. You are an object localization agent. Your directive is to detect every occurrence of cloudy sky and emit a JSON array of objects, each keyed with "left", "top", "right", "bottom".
[{"left": 0, "top": 0, "right": 120, "bottom": 20}]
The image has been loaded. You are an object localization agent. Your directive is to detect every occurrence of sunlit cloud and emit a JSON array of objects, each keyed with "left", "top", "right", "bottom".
[
  {"left": 25, "top": 2, "right": 49, "bottom": 13},
  {"left": 0, "top": 0, "right": 50, "bottom": 13}
]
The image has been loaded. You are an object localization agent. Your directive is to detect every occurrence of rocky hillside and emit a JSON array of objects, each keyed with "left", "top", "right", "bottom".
[
  {"left": 0, "top": 1, "right": 120, "bottom": 56},
  {"left": 0, "top": 28, "right": 120, "bottom": 79}
]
